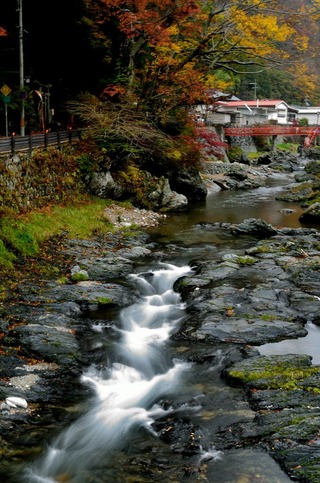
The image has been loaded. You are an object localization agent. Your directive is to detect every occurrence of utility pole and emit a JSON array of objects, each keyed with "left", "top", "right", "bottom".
[
  {"left": 249, "top": 81, "right": 258, "bottom": 101},
  {"left": 18, "top": 0, "right": 25, "bottom": 136}
]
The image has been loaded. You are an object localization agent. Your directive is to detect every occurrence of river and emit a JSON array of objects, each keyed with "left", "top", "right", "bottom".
[{"left": 18, "top": 171, "right": 320, "bottom": 482}]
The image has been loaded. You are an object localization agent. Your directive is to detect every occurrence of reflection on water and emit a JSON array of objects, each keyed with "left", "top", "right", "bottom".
[
  {"left": 151, "top": 172, "right": 320, "bottom": 366},
  {"left": 259, "top": 322, "right": 320, "bottom": 364},
  {"left": 152, "top": 173, "right": 316, "bottom": 245},
  {"left": 206, "top": 448, "right": 292, "bottom": 483}
]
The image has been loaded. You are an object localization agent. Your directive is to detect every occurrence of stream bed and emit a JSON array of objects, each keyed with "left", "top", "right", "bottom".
[{"left": 2, "top": 169, "right": 320, "bottom": 483}]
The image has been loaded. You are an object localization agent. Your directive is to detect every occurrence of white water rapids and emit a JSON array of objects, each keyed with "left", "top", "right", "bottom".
[{"left": 25, "top": 263, "right": 220, "bottom": 482}]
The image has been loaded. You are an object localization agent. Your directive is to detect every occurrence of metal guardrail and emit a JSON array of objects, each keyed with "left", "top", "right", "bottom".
[{"left": 0, "top": 129, "right": 82, "bottom": 155}]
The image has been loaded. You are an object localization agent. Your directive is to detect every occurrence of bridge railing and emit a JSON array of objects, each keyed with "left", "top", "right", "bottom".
[
  {"left": 0, "top": 129, "right": 82, "bottom": 155},
  {"left": 223, "top": 125, "right": 313, "bottom": 137}
]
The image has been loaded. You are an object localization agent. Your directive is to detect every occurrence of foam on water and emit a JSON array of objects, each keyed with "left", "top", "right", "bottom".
[{"left": 25, "top": 263, "right": 197, "bottom": 481}]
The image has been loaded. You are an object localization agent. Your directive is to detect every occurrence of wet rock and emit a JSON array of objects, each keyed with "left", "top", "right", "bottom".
[
  {"left": 299, "top": 202, "right": 320, "bottom": 223},
  {"left": 294, "top": 171, "right": 315, "bottom": 183},
  {"left": 13, "top": 315, "right": 80, "bottom": 365},
  {"left": 200, "top": 162, "right": 268, "bottom": 191},
  {"left": 257, "top": 153, "right": 273, "bottom": 165},
  {"left": 73, "top": 255, "right": 134, "bottom": 280},
  {"left": 221, "top": 354, "right": 320, "bottom": 482},
  {"left": 305, "top": 159, "right": 320, "bottom": 175},
  {"left": 231, "top": 218, "right": 278, "bottom": 237},
  {"left": 194, "top": 317, "right": 306, "bottom": 345},
  {"left": 257, "top": 151, "right": 302, "bottom": 172},
  {"left": 166, "top": 164, "right": 208, "bottom": 202},
  {"left": 45, "top": 280, "right": 137, "bottom": 308},
  {"left": 276, "top": 181, "right": 314, "bottom": 202}
]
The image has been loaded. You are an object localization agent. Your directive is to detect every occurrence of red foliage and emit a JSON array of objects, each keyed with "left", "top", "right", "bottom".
[
  {"left": 195, "top": 126, "right": 229, "bottom": 159},
  {"left": 102, "top": 84, "right": 128, "bottom": 99}
]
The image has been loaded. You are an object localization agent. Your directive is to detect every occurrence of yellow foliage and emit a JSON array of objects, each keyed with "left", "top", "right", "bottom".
[
  {"left": 167, "top": 149, "right": 182, "bottom": 161},
  {"left": 231, "top": 8, "right": 295, "bottom": 57},
  {"left": 84, "top": 0, "right": 313, "bottom": 111},
  {"left": 204, "top": 74, "right": 233, "bottom": 92}
]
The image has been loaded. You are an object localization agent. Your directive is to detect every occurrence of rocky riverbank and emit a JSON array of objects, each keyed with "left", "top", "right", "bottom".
[
  {"left": 173, "top": 218, "right": 320, "bottom": 482},
  {"left": 1, "top": 157, "right": 320, "bottom": 482}
]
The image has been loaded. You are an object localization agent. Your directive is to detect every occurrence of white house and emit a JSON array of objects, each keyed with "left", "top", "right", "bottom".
[
  {"left": 296, "top": 107, "right": 320, "bottom": 125},
  {"left": 213, "top": 99, "right": 299, "bottom": 126}
]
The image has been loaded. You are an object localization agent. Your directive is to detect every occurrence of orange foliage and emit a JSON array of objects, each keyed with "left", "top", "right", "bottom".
[{"left": 83, "top": 1, "right": 310, "bottom": 113}]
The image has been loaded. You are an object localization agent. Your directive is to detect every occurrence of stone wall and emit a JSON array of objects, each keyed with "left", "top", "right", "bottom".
[
  {"left": 228, "top": 135, "right": 257, "bottom": 154},
  {"left": 0, "top": 148, "right": 83, "bottom": 215}
]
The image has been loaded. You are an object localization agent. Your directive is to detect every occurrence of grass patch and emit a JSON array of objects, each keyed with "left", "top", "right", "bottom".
[
  {"left": 276, "top": 143, "right": 299, "bottom": 152},
  {"left": 0, "top": 197, "right": 125, "bottom": 269},
  {"left": 0, "top": 239, "right": 17, "bottom": 268}
]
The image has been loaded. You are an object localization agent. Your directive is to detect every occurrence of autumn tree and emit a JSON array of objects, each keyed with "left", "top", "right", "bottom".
[
  {"left": 74, "top": 1, "right": 310, "bottom": 168},
  {"left": 82, "top": 1, "right": 307, "bottom": 112}
]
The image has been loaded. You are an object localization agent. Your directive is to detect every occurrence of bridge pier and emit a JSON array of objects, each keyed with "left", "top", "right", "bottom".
[{"left": 271, "top": 135, "right": 277, "bottom": 151}]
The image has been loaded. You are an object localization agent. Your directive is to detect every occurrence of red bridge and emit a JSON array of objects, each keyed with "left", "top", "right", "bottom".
[{"left": 223, "top": 125, "right": 313, "bottom": 137}]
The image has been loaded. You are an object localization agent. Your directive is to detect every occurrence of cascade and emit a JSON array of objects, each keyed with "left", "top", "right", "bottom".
[{"left": 24, "top": 263, "right": 214, "bottom": 482}]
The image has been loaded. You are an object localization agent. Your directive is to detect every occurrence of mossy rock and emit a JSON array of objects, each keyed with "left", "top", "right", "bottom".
[{"left": 223, "top": 354, "right": 320, "bottom": 392}]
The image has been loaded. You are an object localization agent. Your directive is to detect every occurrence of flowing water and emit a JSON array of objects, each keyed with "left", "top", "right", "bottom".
[
  {"left": 21, "top": 171, "right": 320, "bottom": 482},
  {"left": 25, "top": 264, "right": 201, "bottom": 482}
]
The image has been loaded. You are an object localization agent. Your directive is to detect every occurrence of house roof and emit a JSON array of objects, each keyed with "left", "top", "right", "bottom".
[
  {"left": 216, "top": 99, "right": 286, "bottom": 108},
  {"left": 297, "top": 107, "right": 320, "bottom": 113},
  {"left": 215, "top": 99, "right": 299, "bottom": 112}
]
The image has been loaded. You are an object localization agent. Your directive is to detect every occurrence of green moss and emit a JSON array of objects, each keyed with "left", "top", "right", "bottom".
[
  {"left": 97, "top": 297, "right": 112, "bottom": 305},
  {"left": 228, "top": 361, "right": 320, "bottom": 392},
  {"left": 260, "top": 314, "right": 278, "bottom": 321},
  {"left": 236, "top": 255, "right": 256, "bottom": 266},
  {"left": 250, "top": 244, "right": 274, "bottom": 254},
  {"left": 57, "top": 276, "right": 69, "bottom": 285},
  {"left": 228, "top": 146, "right": 243, "bottom": 162},
  {"left": 276, "top": 143, "right": 299, "bottom": 152},
  {"left": 71, "top": 272, "right": 89, "bottom": 282}
]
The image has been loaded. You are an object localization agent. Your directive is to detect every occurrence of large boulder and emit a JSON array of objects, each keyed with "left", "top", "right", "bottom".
[
  {"left": 305, "top": 160, "right": 320, "bottom": 175},
  {"left": 166, "top": 165, "right": 208, "bottom": 201},
  {"left": 257, "top": 151, "right": 301, "bottom": 172},
  {"left": 86, "top": 171, "right": 123, "bottom": 198},
  {"left": 231, "top": 218, "right": 278, "bottom": 237},
  {"left": 148, "top": 177, "right": 188, "bottom": 212}
]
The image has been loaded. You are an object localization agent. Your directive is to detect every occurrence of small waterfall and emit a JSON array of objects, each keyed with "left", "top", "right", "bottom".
[{"left": 25, "top": 263, "right": 194, "bottom": 482}]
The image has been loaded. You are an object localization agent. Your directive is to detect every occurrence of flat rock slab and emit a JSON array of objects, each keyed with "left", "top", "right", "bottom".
[
  {"left": 194, "top": 317, "right": 307, "bottom": 344},
  {"left": 46, "top": 280, "right": 137, "bottom": 308}
]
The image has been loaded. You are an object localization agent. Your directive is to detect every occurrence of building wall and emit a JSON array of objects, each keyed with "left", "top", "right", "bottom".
[{"left": 297, "top": 111, "right": 320, "bottom": 125}]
